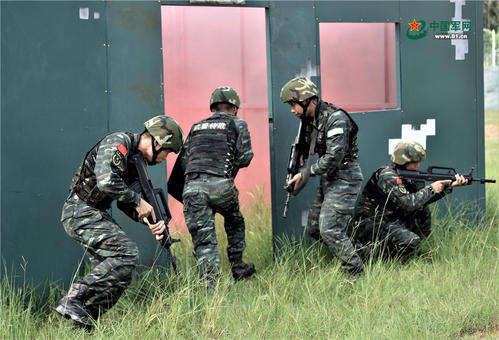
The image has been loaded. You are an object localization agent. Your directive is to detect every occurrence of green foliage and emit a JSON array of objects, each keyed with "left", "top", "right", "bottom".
[{"left": 484, "top": 0, "right": 499, "bottom": 31}]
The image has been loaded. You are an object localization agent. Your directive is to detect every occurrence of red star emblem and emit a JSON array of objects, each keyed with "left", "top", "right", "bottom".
[{"left": 408, "top": 19, "right": 421, "bottom": 32}]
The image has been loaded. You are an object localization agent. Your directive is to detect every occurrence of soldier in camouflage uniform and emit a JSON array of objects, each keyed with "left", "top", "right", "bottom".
[
  {"left": 353, "top": 141, "right": 467, "bottom": 258},
  {"left": 182, "top": 86, "right": 255, "bottom": 288},
  {"left": 55, "top": 116, "right": 183, "bottom": 328},
  {"left": 281, "top": 77, "right": 365, "bottom": 275}
]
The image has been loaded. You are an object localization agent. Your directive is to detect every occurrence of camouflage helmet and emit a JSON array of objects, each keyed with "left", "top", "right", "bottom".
[
  {"left": 210, "top": 86, "right": 241, "bottom": 110},
  {"left": 144, "top": 115, "right": 184, "bottom": 154},
  {"left": 391, "top": 141, "right": 426, "bottom": 165},
  {"left": 280, "top": 77, "right": 319, "bottom": 103}
]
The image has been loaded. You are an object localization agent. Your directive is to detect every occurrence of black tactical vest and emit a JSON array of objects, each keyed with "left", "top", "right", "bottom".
[
  {"left": 184, "top": 112, "right": 238, "bottom": 177},
  {"left": 358, "top": 164, "right": 422, "bottom": 218},
  {"left": 69, "top": 132, "right": 137, "bottom": 211},
  {"left": 315, "top": 101, "right": 359, "bottom": 163}
]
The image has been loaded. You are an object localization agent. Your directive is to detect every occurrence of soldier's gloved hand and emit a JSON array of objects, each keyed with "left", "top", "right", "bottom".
[
  {"left": 143, "top": 218, "right": 165, "bottom": 241},
  {"left": 136, "top": 198, "right": 156, "bottom": 223},
  {"left": 430, "top": 180, "right": 452, "bottom": 193},
  {"left": 451, "top": 174, "right": 468, "bottom": 188}
]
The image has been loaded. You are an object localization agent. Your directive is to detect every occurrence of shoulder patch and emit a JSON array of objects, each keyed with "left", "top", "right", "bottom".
[
  {"left": 398, "top": 185, "right": 407, "bottom": 194},
  {"left": 112, "top": 150, "right": 123, "bottom": 166},
  {"left": 117, "top": 143, "right": 128, "bottom": 156},
  {"left": 327, "top": 127, "right": 344, "bottom": 138}
]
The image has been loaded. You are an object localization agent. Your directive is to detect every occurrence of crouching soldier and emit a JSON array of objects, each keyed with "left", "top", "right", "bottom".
[
  {"left": 182, "top": 86, "right": 255, "bottom": 289},
  {"left": 56, "top": 116, "right": 183, "bottom": 328},
  {"left": 353, "top": 141, "right": 468, "bottom": 259}
]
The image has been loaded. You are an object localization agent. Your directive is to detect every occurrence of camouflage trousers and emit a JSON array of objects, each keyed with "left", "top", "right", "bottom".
[
  {"left": 60, "top": 194, "right": 139, "bottom": 317},
  {"left": 183, "top": 174, "right": 246, "bottom": 278},
  {"left": 356, "top": 206, "right": 432, "bottom": 258},
  {"left": 307, "top": 174, "right": 364, "bottom": 273}
]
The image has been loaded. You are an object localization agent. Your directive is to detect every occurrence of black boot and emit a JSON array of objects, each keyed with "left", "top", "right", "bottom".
[
  {"left": 231, "top": 262, "right": 256, "bottom": 281},
  {"left": 353, "top": 240, "right": 371, "bottom": 261},
  {"left": 55, "top": 283, "right": 94, "bottom": 329}
]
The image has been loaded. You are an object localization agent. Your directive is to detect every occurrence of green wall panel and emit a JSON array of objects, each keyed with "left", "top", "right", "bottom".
[
  {"left": 105, "top": 1, "right": 169, "bottom": 267},
  {"left": 1, "top": 0, "right": 486, "bottom": 288},
  {"left": 399, "top": 0, "right": 485, "bottom": 207},
  {"left": 1, "top": 1, "right": 108, "bottom": 286},
  {"left": 268, "top": 1, "right": 320, "bottom": 246},
  {"left": 1, "top": 0, "right": 168, "bottom": 288},
  {"left": 268, "top": 0, "right": 485, "bottom": 249},
  {"left": 315, "top": 0, "right": 399, "bottom": 23}
]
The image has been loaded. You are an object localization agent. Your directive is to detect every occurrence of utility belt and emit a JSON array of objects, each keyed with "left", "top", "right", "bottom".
[
  {"left": 325, "top": 160, "right": 359, "bottom": 180},
  {"left": 69, "top": 190, "right": 111, "bottom": 212},
  {"left": 185, "top": 172, "right": 228, "bottom": 181}
]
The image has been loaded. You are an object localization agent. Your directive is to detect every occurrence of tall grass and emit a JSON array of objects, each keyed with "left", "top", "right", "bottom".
[
  {"left": 1, "top": 113, "right": 498, "bottom": 339},
  {"left": 1, "top": 182, "right": 497, "bottom": 340}
]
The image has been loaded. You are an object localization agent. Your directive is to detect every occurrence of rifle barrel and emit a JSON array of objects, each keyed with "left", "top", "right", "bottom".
[
  {"left": 476, "top": 178, "right": 496, "bottom": 183},
  {"left": 283, "top": 192, "right": 291, "bottom": 218}
]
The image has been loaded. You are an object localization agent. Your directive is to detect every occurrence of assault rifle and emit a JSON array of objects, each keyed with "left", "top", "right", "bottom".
[
  {"left": 283, "top": 118, "right": 311, "bottom": 218},
  {"left": 130, "top": 153, "right": 180, "bottom": 274},
  {"left": 396, "top": 166, "right": 496, "bottom": 185}
]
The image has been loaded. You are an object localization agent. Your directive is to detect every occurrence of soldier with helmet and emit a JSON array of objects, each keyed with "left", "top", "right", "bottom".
[
  {"left": 181, "top": 86, "right": 255, "bottom": 288},
  {"left": 280, "top": 77, "right": 365, "bottom": 276},
  {"left": 55, "top": 115, "right": 184, "bottom": 328},
  {"left": 353, "top": 140, "right": 468, "bottom": 258}
]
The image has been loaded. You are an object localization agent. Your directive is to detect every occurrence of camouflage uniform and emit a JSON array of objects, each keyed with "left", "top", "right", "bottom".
[
  {"left": 280, "top": 77, "right": 364, "bottom": 274},
  {"left": 57, "top": 116, "right": 183, "bottom": 325},
  {"left": 60, "top": 132, "right": 142, "bottom": 317},
  {"left": 182, "top": 87, "right": 254, "bottom": 282},
  {"left": 305, "top": 101, "right": 364, "bottom": 273},
  {"left": 354, "top": 142, "right": 452, "bottom": 258}
]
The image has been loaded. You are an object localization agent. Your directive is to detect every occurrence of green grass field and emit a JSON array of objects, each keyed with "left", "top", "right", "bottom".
[{"left": 1, "top": 113, "right": 498, "bottom": 340}]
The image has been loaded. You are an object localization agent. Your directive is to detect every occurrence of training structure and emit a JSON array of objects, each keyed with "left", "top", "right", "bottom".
[{"left": 1, "top": 1, "right": 485, "bottom": 288}]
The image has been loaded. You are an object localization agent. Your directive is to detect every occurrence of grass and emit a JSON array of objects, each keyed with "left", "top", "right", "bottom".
[{"left": 1, "top": 113, "right": 498, "bottom": 340}]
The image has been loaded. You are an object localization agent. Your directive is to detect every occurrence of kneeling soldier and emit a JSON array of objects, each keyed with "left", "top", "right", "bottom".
[{"left": 354, "top": 140, "right": 467, "bottom": 258}]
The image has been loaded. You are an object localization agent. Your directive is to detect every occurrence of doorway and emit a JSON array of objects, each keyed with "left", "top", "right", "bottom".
[{"left": 161, "top": 6, "right": 271, "bottom": 229}]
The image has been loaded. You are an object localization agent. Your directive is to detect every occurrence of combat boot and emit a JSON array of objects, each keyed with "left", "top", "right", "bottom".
[
  {"left": 353, "top": 240, "right": 371, "bottom": 261},
  {"left": 231, "top": 262, "right": 256, "bottom": 281},
  {"left": 55, "top": 283, "right": 94, "bottom": 329}
]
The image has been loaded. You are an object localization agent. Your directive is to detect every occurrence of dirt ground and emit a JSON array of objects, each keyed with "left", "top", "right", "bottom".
[{"left": 464, "top": 322, "right": 499, "bottom": 339}]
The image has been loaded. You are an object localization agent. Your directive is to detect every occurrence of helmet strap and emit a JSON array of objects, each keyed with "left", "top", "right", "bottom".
[
  {"left": 149, "top": 135, "right": 166, "bottom": 166},
  {"left": 299, "top": 99, "right": 311, "bottom": 118}
]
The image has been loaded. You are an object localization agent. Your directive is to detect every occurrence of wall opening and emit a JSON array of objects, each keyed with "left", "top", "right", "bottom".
[
  {"left": 161, "top": 6, "right": 270, "bottom": 230},
  {"left": 319, "top": 23, "right": 398, "bottom": 112}
]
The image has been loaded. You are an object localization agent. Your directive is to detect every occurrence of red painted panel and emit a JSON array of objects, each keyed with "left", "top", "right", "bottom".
[
  {"left": 161, "top": 6, "right": 270, "bottom": 230},
  {"left": 319, "top": 23, "right": 397, "bottom": 112}
]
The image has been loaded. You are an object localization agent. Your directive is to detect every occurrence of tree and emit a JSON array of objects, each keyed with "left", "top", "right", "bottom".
[{"left": 484, "top": 0, "right": 499, "bottom": 31}]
